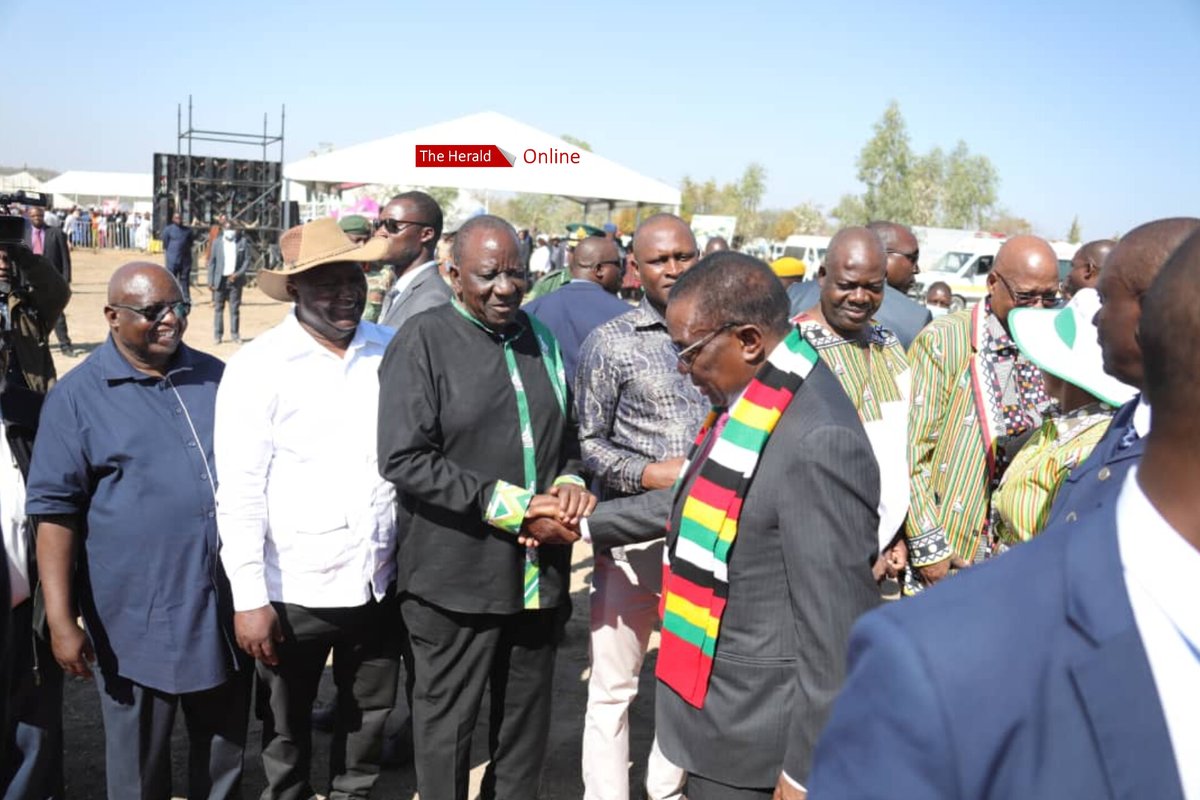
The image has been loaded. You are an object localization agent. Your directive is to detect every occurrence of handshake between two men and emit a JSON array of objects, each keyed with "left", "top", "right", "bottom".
[{"left": 517, "top": 482, "right": 597, "bottom": 548}]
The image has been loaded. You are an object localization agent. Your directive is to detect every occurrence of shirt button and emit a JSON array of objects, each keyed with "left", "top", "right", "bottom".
[
  {"left": 188, "top": 441, "right": 197, "bottom": 448},
  {"left": 207, "top": 510, "right": 215, "bottom": 518},
  {"left": 176, "top": 408, "right": 183, "bottom": 414},
  {"left": 1065, "top": 511, "right": 1078, "bottom": 522},
  {"left": 1097, "top": 467, "right": 1111, "bottom": 481}
]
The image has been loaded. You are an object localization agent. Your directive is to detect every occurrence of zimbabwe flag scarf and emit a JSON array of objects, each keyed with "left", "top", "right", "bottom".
[{"left": 657, "top": 327, "right": 818, "bottom": 708}]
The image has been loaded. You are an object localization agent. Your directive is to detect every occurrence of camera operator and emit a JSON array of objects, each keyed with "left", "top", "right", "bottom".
[{"left": 0, "top": 243, "right": 70, "bottom": 799}]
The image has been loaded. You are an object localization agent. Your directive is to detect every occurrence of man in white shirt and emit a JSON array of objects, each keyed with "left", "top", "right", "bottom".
[
  {"left": 807, "top": 225, "right": 1200, "bottom": 800},
  {"left": 375, "top": 191, "right": 452, "bottom": 331},
  {"left": 207, "top": 214, "right": 250, "bottom": 344},
  {"left": 216, "top": 218, "right": 401, "bottom": 799}
]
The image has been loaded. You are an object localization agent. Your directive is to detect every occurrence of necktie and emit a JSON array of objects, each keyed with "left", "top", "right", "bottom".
[{"left": 32, "top": 227, "right": 44, "bottom": 256}]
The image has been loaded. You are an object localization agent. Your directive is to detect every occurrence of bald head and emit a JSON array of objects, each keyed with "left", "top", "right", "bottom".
[
  {"left": 987, "top": 235, "right": 1060, "bottom": 328},
  {"left": 818, "top": 228, "right": 888, "bottom": 338},
  {"left": 632, "top": 213, "right": 700, "bottom": 313},
  {"left": 703, "top": 236, "right": 729, "bottom": 255},
  {"left": 107, "top": 262, "right": 180, "bottom": 305},
  {"left": 1064, "top": 239, "right": 1117, "bottom": 298},
  {"left": 1096, "top": 217, "right": 1200, "bottom": 390},
  {"left": 867, "top": 220, "right": 920, "bottom": 291},
  {"left": 1139, "top": 228, "right": 1200, "bottom": 426},
  {"left": 633, "top": 213, "right": 694, "bottom": 249},
  {"left": 571, "top": 235, "right": 623, "bottom": 293}
]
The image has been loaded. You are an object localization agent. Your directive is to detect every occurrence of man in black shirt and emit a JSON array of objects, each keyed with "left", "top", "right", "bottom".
[{"left": 377, "top": 215, "right": 594, "bottom": 799}]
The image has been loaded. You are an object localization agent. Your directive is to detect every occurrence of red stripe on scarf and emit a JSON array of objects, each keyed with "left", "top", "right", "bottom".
[
  {"left": 742, "top": 380, "right": 794, "bottom": 412},
  {"left": 688, "top": 475, "right": 738, "bottom": 511},
  {"left": 657, "top": 629, "right": 714, "bottom": 707}
]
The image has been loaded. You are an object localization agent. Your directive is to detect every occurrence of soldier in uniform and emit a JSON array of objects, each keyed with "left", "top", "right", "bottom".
[{"left": 340, "top": 215, "right": 395, "bottom": 324}]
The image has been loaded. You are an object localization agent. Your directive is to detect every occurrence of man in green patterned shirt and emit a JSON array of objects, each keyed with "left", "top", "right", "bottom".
[{"left": 792, "top": 227, "right": 911, "bottom": 570}]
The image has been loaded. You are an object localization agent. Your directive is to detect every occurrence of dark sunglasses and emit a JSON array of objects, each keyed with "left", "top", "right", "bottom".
[
  {"left": 373, "top": 218, "right": 430, "bottom": 234},
  {"left": 994, "top": 271, "right": 1059, "bottom": 308},
  {"left": 110, "top": 300, "right": 191, "bottom": 324},
  {"left": 886, "top": 248, "right": 920, "bottom": 264}
]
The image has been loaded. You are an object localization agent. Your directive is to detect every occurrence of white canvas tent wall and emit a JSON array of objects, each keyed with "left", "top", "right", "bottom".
[
  {"left": 40, "top": 171, "right": 153, "bottom": 207},
  {"left": 284, "top": 112, "right": 680, "bottom": 215},
  {"left": 0, "top": 171, "right": 45, "bottom": 194}
]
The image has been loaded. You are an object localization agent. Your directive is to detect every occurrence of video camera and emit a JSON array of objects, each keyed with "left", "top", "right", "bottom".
[{"left": 0, "top": 190, "right": 50, "bottom": 339}]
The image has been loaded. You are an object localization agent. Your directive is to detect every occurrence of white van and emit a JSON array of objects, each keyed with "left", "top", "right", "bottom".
[
  {"left": 1050, "top": 241, "right": 1080, "bottom": 284},
  {"left": 910, "top": 235, "right": 1006, "bottom": 310},
  {"left": 781, "top": 235, "right": 831, "bottom": 279}
]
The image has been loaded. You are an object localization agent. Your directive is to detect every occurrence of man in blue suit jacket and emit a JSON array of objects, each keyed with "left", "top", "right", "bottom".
[
  {"left": 1045, "top": 217, "right": 1199, "bottom": 528},
  {"left": 807, "top": 227, "right": 1200, "bottom": 800},
  {"left": 523, "top": 236, "right": 630, "bottom": 384}
]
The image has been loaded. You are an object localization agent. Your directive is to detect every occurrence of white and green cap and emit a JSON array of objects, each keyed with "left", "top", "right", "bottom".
[{"left": 1008, "top": 288, "right": 1137, "bottom": 408}]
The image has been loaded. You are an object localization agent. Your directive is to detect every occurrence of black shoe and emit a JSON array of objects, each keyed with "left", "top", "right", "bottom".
[
  {"left": 60, "top": 344, "right": 78, "bottom": 357},
  {"left": 311, "top": 700, "right": 335, "bottom": 733}
]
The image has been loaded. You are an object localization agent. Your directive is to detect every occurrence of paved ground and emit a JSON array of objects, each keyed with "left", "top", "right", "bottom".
[{"left": 51, "top": 248, "right": 660, "bottom": 798}]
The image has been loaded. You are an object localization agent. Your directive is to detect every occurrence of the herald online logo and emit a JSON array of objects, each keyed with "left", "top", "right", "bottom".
[{"left": 415, "top": 145, "right": 581, "bottom": 168}]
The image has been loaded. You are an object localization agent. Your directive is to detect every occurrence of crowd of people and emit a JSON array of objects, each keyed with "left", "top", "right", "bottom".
[{"left": 1, "top": 190, "right": 1197, "bottom": 800}]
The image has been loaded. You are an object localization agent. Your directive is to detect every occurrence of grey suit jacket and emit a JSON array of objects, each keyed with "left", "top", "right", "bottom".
[
  {"left": 587, "top": 363, "right": 881, "bottom": 788},
  {"left": 379, "top": 263, "right": 453, "bottom": 331}
]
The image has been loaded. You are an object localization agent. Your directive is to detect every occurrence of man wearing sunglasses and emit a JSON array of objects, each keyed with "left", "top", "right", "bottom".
[
  {"left": 375, "top": 191, "right": 452, "bottom": 331},
  {"left": 905, "top": 236, "right": 1059, "bottom": 589},
  {"left": 29, "top": 263, "right": 248, "bottom": 799}
]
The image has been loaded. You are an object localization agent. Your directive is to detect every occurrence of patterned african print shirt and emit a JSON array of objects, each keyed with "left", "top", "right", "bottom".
[
  {"left": 794, "top": 313, "right": 912, "bottom": 551},
  {"left": 905, "top": 300, "right": 1051, "bottom": 568},
  {"left": 575, "top": 298, "right": 708, "bottom": 498},
  {"left": 361, "top": 264, "right": 396, "bottom": 323},
  {"left": 991, "top": 402, "right": 1114, "bottom": 546}
]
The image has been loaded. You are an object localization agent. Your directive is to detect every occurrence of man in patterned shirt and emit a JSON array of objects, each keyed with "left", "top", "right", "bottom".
[
  {"left": 905, "top": 236, "right": 1059, "bottom": 588},
  {"left": 574, "top": 213, "right": 707, "bottom": 800},
  {"left": 792, "top": 227, "right": 911, "bottom": 570}
]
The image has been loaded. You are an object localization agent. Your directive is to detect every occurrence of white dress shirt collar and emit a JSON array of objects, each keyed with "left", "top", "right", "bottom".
[
  {"left": 1117, "top": 466, "right": 1200, "bottom": 798},
  {"left": 390, "top": 259, "right": 439, "bottom": 300}
]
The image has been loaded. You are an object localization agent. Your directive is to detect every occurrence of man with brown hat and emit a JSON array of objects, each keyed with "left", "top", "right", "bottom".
[{"left": 215, "top": 218, "right": 403, "bottom": 799}]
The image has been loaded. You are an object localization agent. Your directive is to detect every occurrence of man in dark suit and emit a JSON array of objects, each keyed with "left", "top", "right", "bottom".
[
  {"left": 207, "top": 216, "right": 250, "bottom": 344},
  {"left": 1045, "top": 217, "right": 1199, "bottom": 527},
  {"left": 160, "top": 212, "right": 195, "bottom": 303},
  {"left": 787, "top": 222, "right": 932, "bottom": 349},
  {"left": 808, "top": 225, "right": 1200, "bottom": 799},
  {"left": 27, "top": 207, "right": 75, "bottom": 357},
  {"left": 376, "top": 191, "right": 453, "bottom": 331},
  {"left": 544, "top": 252, "right": 881, "bottom": 799},
  {"left": 523, "top": 236, "right": 631, "bottom": 385}
]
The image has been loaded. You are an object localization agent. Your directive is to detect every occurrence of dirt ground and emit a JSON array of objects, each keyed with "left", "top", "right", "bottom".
[{"left": 51, "top": 249, "right": 659, "bottom": 799}]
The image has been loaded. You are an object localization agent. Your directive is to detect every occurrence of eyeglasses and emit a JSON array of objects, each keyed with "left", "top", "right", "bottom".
[
  {"left": 675, "top": 322, "right": 740, "bottom": 371},
  {"left": 993, "top": 271, "right": 1059, "bottom": 308},
  {"left": 374, "top": 218, "right": 430, "bottom": 235},
  {"left": 887, "top": 248, "right": 920, "bottom": 264},
  {"left": 110, "top": 300, "right": 191, "bottom": 324}
]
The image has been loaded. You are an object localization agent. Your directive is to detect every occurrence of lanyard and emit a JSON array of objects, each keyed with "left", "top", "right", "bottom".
[{"left": 451, "top": 299, "right": 566, "bottom": 609}]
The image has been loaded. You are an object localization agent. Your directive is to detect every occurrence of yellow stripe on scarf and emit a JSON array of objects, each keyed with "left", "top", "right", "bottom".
[
  {"left": 664, "top": 592, "right": 721, "bottom": 638},
  {"left": 682, "top": 495, "right": 726, "bottom": 536},
  {"left": 730, "top": 400, "right": 782, "bottom": 430}
]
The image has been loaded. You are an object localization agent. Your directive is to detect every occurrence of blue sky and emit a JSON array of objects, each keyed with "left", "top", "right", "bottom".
[{"left": 4, "top": 0, "right": 1197, "bottom": 238}]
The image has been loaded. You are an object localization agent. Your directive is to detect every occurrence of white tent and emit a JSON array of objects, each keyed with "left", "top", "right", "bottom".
[
  {"left": 41, "top": 171, "right": 153, "bottom": 202},
  {"left": 284, "top": 112, "right": 680, "bottom": 211}
]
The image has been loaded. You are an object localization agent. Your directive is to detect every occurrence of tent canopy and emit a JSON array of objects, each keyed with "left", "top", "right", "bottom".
[
  {"left": 40, "top": 171, "right": 153, "bottom": 199},
  {"left": 284, "top": 112, "right": 680, "bottom": 208}
]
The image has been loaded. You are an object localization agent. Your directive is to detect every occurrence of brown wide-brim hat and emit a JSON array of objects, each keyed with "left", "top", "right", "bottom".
[{"left": 258, "top": 217, "right": 389, "bottom": 302}]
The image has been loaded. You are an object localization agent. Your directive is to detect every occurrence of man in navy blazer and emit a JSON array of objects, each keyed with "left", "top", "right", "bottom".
[
  {"left": 1045, "top": 217, "right": 1199, "bottom": 528},
  {"left": 807, "top": 227, "right": 1200, "bottom": 800},
  {"left": 523, "top": 236, "right": 631, "bottom": 385}
]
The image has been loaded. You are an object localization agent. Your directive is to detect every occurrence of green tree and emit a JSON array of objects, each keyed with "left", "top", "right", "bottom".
[
  {"left": 830, "top": 193, "right": 868, "bottom": 227},
  {"left": 792, "top": 201, "right": 830, "bottom": 235},
  {"left": 1067, "top": 215, "right": 1082, "bottom": 243},
  {"left": 940, "top": 141, "right": 998, "bottom": 228},
  {"left": 856, "top": 101, "right": 915, "bottom": 222},
  {"left": 982, "top": 210, "right": 1033, "bottom": 236},
  {"left": 908, "top": 148, "right": 945, "bottom": 226},
  {"left": 560, "top": 134, "right": 593, "bottom": 152},
  {"left": 420, "top": 185, "right": 460, "bottom": 215}
]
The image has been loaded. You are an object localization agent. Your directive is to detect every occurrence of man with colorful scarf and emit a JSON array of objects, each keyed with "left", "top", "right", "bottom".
[
  {"left": 377, "top": 215, "right": 595, "bottom": 800},
  {"left": 569, "top": 252, "right": 881, "bottom": 799},
  {"left": 905, "top": 236, "right": 1059, "bottom": 587}
]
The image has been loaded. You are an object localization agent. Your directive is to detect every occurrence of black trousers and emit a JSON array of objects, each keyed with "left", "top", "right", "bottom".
[
  {"left": 686, "top": 773, "right": 773, "bottom": 799},
  {"left": 169, "top": 262, "right": 192, "bottom": 303},
  {"left": 94, "top": 667, "right": 250, "bottom": 800},
  {"left": 401, "top": 595, "right": 559, "bottom": 800},
  {"left": 52, "top": 313, "right": 70, "bottom": 348},
  {"left": 257, "top": 595, "right": 401, "bottom": 800},
  {"left": 212, "top": 282, "right": 243, "bottom": 340}
]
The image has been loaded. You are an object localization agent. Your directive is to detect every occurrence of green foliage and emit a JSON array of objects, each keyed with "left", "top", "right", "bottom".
[
  {"left": 844, "top": 102, "right": 1000, "bottom": 229},
  {"left": 560, "top": 135, "right": 593, "bottom": 152},
  {"left": 982, "top": 210, "right": 1034, "bottom": 236},
  {"left": 1067, "top": 215, "right": 1082, "bottom": 243}
]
